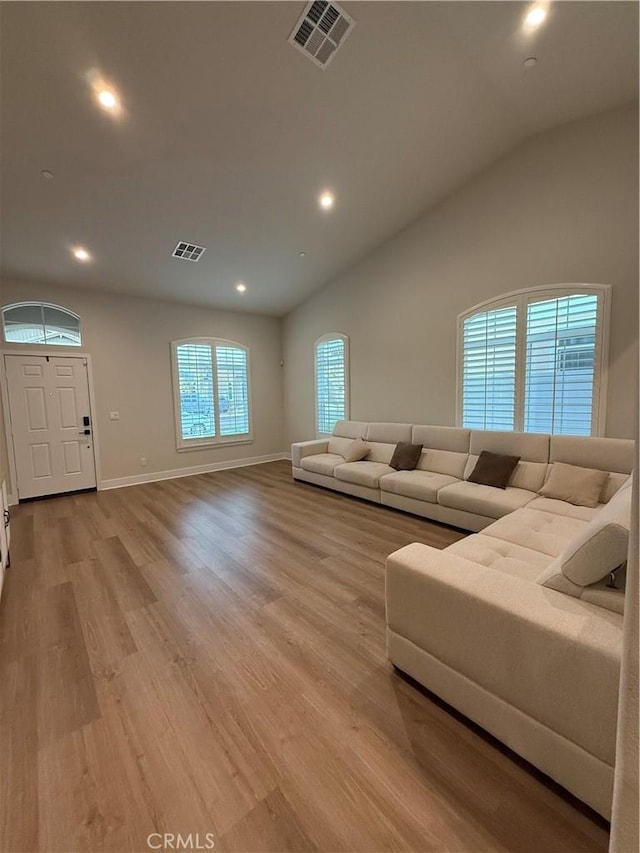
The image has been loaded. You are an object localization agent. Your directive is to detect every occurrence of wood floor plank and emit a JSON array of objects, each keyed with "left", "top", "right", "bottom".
[
  {"left": 0, "top": 658, "right": 39, "bottom": 852},
  {"left": 71, "top": 558, "right": 138, "bottom": 675},
  {"left": 91, "top": 536, "right": 157, "bottom": 612},
  {"left": 37, "top": 581, "right": 101, "bottom": 747},
  {"left": 0, "top": 461, "right": 609, "bottom": 853},
  {"left": 219, "top": 788, "right": 318, "bottom": 853}
]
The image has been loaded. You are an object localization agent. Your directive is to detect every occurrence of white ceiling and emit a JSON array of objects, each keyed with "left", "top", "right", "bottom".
[{"left": 1, "top": 1, "right": 637, "bottom": 316}]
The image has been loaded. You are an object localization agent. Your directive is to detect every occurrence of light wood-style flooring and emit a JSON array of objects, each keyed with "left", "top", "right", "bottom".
[{"left": 0, "top": 461, "right": 609, "bottom": 852}]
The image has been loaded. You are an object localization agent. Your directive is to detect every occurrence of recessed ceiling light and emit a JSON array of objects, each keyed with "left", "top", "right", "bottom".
[
  {"left": 72, "top": 246, "right": 91, "bottom": 262},
  {"left": 86, "top": 69, "right": 123, "bottom": 116},
  {"left": 40, "top": 169, "right": 54, "bottom": 180},
  {"left": 525, "top": 5, "right": 547, "bottom": 28},
  {"left": 236, "top": 282, "right": 247, "bottom": 293},
  {"left": 319, "top": 191, "right": 335, "bottom": 210},
  {"left": 298, "top": 251, "right": 307, "bottom": 257},
  {"left": 98, "top": 90, "right": 118, "bottom": 110},
  {"left": 523, "top": 56, "right": 538, "bottom": 68}
]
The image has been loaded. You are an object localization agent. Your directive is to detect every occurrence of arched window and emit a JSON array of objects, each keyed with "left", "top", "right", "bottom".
[
  {"left": 315, "top": 333, "right": 349, "bottom": 435},
  {"left": 2, "top": 302, "right": 82, "bottom": 346},
  {"left": 171, "top": 338, "right": 251, "bottom": 449},
  {"left": 457, "top": 284, "right": 610, "bottom": 436}
]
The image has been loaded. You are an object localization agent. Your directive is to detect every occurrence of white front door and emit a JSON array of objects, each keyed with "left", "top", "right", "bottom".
[{"left": 5, "top": 355, "right": 97, "bottom": 499}]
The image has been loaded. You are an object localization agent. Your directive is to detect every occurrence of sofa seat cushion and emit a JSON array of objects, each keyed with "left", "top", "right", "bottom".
[
  {"left": 379, "top": 470, "right": 459, "bottom": 503},
  {"left": 437, "top": 481, "right": 537, "bottom": 519},
  {"left": 526, "top": 496, "right": 603, "bottom": 521},
  {"left": 447, "top": 534, "right": 551, "bottom": 582},
  {"left": 334, "top": 461, "right": 394, "bottom": 488},
  {"left": 482, "top": 508, "right": 589, "bottom": 557},
  {"left": 299, "top": 453, "right": 344, "bottom": 476}
]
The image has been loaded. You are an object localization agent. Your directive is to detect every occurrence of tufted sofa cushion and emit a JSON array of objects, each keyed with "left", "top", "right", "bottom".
[
  {"left": 447, "top": 534, "right": 549, "bottom": 581},
  {"left": 481, "top": 508, "right": 589, "bottom": 557}
]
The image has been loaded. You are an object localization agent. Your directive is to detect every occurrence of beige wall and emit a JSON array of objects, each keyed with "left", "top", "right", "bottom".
[
  {"left": 1, "top": 281, "right": 285, "bottom": 486},
  {"left": 283, "top": 104, "right": 639, "bottom": 443},
  {"left": 2, "top": 104, "right": 637, "bottom": 495}
]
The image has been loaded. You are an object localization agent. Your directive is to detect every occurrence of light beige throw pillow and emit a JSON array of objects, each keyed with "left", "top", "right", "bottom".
[
  {"left": 539, "top": 462, "right": 608, "bottom": 508},
  {"left": 342, "top": 438, "right": 370, "bottom": 463}
]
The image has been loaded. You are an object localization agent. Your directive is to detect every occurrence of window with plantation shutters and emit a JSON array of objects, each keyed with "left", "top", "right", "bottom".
[
  {"left": 524, "top": 294, "right": 599, "bottom": 435},
  {"left": 458, "top": 286, "right": 610, "bottom": 436},
  {"left": 462, "top": 305, "right": 517, "bottom": 430},
  {"left": 315, "top": 334, "right": 349, "bottom": 435},
  {"left": 171, "top": 338, "right": 251, "bottom": 449}
]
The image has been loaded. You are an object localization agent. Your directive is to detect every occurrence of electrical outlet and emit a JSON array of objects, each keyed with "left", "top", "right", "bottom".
[
  {"left": 140, "top": 457, "right": 148, "bottom": 467},
  {"left": 109, "top": 411, "right": 120, "bottom": 420}
]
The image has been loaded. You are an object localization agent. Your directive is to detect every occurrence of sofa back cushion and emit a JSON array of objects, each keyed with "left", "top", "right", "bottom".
[
  {"left": 418, "top": 449, "right": 468, "bottom": 479},
  {"left": 411, "top": 425, "right": 470, "bottom": 478},
  {"left": 366, "top": 422, "right": 412, "bottom": 444},
  {"left": 601, "top": 472, "right": 632, "bottom": 504},
  {"left": 367, "top": 442, "right": 396, "bottom": 464},
  {"left": 469, "top": 429, "right": 549, "bottom": 462},
  {"left": 549, "top": 435, "right": 634, "bottom": 474},
  {"left": 328, "top": 436, "right": 355, "bottom": 456},
  {"left": 332, "top": 420, "right": 369, "bottom": 439},
  {"left": 365, "top": 424, "right": 412, "bottom": 465},
  {"left": 411, "top": 425, "right": 470, "bottom": 453}
]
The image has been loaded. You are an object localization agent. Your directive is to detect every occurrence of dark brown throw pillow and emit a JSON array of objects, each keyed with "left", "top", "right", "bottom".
[
  {"left": 389, "top": 442, "right": 423, "bottom": 471},
  {"left": 467, "top": 450, "right": 520, "bottom": 489}
]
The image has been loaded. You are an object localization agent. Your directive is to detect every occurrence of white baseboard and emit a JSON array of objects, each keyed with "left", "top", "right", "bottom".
[
  {"left": 7, "top": 494, "right": 18, "bottom": 507},
  {"left": 99, "top": 452, "right": 289, "bottom": 491}
]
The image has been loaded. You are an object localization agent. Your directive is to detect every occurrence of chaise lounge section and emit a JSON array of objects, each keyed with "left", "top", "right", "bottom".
[{"left": 292, "top": 421, "right": 635, "bottom": 817}]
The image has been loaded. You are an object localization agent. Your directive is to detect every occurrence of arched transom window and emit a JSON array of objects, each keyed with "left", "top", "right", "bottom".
[{"left": 2, "top": 303, "right": 82, "bottom": 346}]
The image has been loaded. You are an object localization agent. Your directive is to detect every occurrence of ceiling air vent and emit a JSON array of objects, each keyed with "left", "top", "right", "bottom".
[
  {"left": 289, "top": 1, "right": 355, "bottom": 69},
  {"left": 172, "top": 241, "right": 206, "bottom": 262}
]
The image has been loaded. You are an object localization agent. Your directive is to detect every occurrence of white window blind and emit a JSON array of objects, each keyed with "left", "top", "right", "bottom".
[
  {"left": 176, "top": 343, "right": 216, "bottom": 440},
  {"left": 462, "top": 305, "right": 517, "bottom": 430},
  {"left": 315, "top": 336, "right": 347, "bottom": 434},
  {"left": 458, "top": 286, "right": 608, "bottom": 436},
  {"left": 215, "top": 345, "right": 249, "bottom": 437},
  {"left": 524, "top": 294, "right": 598, "bottom": 436},
  {"left": 173, "top": 339, "right": 251, "bottom": 448}
]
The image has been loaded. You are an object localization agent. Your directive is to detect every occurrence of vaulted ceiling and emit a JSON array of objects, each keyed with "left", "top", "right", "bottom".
[{"left": 1, "top": 1, "right": 637, "bottom": 315}]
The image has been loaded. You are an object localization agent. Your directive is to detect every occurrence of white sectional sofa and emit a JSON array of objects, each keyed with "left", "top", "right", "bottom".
[{"left": 291, "top": 421, "right": 635, "bottom": 817}]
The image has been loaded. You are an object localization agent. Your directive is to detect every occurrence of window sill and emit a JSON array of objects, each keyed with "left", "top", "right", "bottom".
[{"left": 176, "top": 437, "right": 253, "bottom": 453}]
